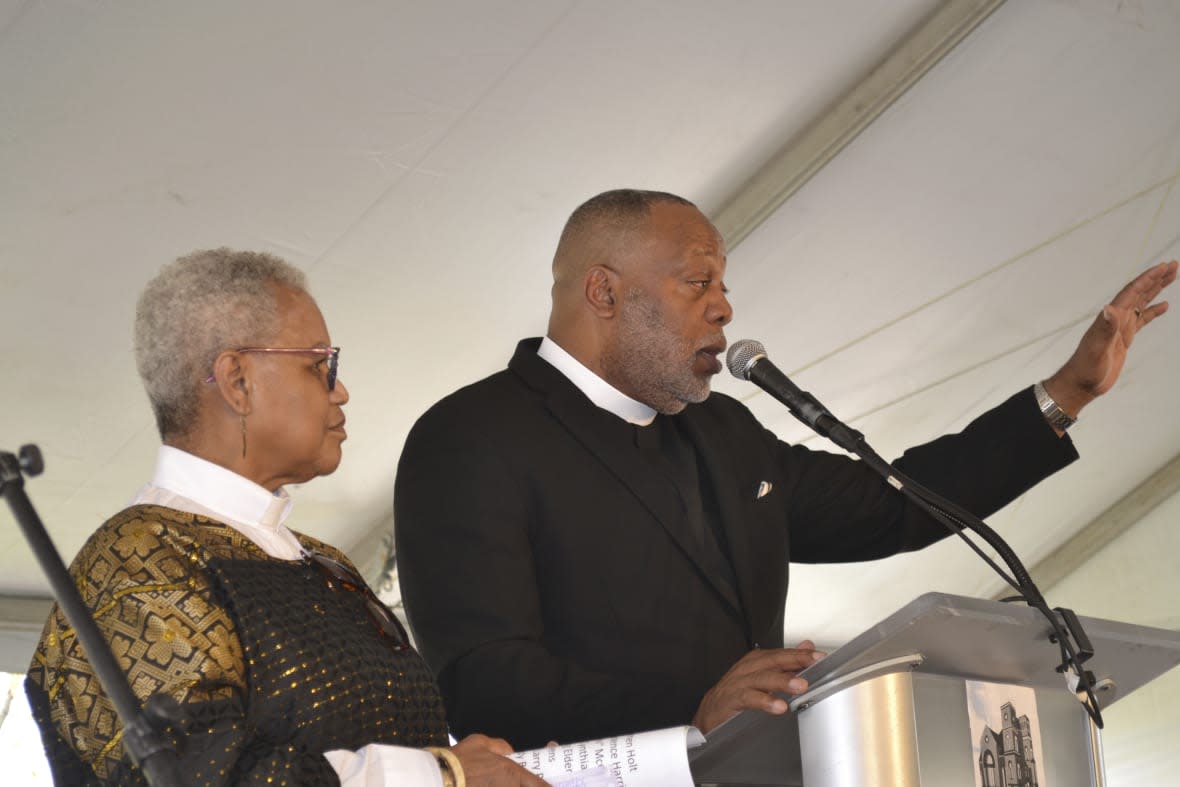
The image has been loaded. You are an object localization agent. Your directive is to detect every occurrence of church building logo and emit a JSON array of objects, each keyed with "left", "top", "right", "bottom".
[{"left": 967, "top": 681, "right": 1048, "bottom": 787}]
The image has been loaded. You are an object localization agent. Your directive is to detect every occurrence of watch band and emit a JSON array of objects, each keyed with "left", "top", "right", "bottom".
[{"left": 1034, "top": 381, "right": 1076, "bottom": 432}]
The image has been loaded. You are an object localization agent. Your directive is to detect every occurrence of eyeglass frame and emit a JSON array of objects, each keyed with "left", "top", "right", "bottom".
[
  {"left": 302, "top": 550, "right": 411, "bottom": 651},
  {"left": 204, "top": 346, "right": 341, "bottom": 391}
]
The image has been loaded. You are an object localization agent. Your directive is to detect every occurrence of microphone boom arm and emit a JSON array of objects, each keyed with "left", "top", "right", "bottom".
[{"left": 726, "top": 340, "right": 1104, "bottom": 728}]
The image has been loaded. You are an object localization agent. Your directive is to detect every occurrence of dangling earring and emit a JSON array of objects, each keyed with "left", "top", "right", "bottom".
[{"left": 240, "top": 415, "right": 248, "bottom": 458}]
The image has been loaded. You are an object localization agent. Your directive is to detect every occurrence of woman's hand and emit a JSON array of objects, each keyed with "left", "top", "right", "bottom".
[{"left": 450, "top": 734, "right": 551, "bottom": 786}]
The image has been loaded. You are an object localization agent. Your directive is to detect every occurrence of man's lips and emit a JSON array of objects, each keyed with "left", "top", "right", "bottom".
[
  {"left": 329, "top": 418, "right": 347, "bottom": 437},
  {"left": 696, "top": 343, "right": 726, "bottom": 375}
]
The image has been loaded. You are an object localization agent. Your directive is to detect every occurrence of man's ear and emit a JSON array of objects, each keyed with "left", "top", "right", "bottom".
[
  {"left": 211, "top": 351, "right": 251, "bottom": 416},
  {"left": 585, "top": 265, "right": 618, "bottom": 317}
]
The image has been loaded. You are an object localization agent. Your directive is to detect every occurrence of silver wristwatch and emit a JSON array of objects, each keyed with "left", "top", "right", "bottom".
[{"left": 1034, "top": 381, "right": 1076, "bottom": 432}]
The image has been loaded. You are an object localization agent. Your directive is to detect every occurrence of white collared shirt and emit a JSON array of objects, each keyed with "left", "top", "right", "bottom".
[
  {"left": 131, "top": 445, "right": 304, "bottom": 559},
  {"left": 538, "top": 337, "right": 657, "bottom": 426}
]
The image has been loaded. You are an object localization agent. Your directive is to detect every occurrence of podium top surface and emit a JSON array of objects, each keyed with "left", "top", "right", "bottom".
[
  {"left": 796, "top": 592, "right": 1180, "bottom": 704},
  {"left": 692, "top": 593, "right": 1180, "bottom": 785}
]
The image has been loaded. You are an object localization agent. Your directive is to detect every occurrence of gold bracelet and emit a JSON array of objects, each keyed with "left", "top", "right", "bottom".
[{"left": 425, "top": 746, "right": 466, "bottom": 787}]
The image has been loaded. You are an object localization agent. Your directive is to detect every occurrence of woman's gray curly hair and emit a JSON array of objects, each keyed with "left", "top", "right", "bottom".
[{"left": 134, "top": 248, "right": 308, "bottom": 440}]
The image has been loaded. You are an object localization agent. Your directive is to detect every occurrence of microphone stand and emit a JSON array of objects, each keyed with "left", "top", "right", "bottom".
[
  {"left": 729, "top": 340, "right": 1104, "bottom": 725},
  {"left": 802, "top": 407, "right": 1105, "bottom": 729},
  {"left": 1, "top": 444, "right": 188, "bottom": 786}
]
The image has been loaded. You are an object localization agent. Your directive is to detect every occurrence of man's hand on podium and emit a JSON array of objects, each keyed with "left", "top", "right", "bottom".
[{"left": 691, "top": 641, "right": 827, "bottom": 734}]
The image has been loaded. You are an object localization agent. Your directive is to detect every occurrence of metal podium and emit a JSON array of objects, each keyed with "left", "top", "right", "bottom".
[{"left": 689, "top": 592, "right": 1180, "bottom": 786}]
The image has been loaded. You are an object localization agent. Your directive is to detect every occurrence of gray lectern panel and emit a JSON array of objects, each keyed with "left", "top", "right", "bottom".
[
  {"left": 796, "top": 670, "right": 1101, "bottom": 787},
  {"left": 797, "top": 669, "right": 920, "bottom": 787},
  {"left": 912, "top": 672, "right": 1098, "bottom": 786}
]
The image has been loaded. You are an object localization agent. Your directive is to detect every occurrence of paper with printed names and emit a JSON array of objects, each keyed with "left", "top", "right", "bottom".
[{"left": 508, "top": 725, "right": 704, "bottom": 787}]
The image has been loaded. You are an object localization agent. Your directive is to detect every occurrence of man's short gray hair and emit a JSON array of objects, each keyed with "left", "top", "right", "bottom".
[
  {"left": 134, "top": 248, "right": 308, "bottom": 440},
  {"left": 552, "top": 189, "right": 696, "bottom": 284}
]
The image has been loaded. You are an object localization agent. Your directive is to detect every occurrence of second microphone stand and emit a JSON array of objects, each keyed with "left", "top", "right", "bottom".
[{"left": 1, "top": 444, "right": 188, "bottom": 786}]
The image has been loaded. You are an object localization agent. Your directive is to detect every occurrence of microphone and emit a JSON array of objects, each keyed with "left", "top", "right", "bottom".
[{"left": 726, "top": 339, "right": 861, "bottom": 450}]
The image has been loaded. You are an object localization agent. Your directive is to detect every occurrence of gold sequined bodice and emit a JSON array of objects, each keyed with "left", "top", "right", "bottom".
[{"left": 26, "top": 505, "right": 446, "bottom": 786}]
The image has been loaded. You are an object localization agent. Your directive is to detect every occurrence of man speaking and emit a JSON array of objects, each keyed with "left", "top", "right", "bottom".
[{"left": 394, "top": 189, "right": 1176, "bottom": 749}]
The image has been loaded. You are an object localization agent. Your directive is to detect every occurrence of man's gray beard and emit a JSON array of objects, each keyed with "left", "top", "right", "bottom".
[
  {"left": 608, "top": 359, "right": 706, "bottom": 414},
  {"left": 603, "top": 300, "right": 713, "bottom": 414}
]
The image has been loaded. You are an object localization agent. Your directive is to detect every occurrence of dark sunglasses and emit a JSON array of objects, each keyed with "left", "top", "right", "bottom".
[{"left": 303, "top": 551, "right": 410, "bottom": 650}]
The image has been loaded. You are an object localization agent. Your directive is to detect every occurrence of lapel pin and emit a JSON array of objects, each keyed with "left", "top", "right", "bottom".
[{"left": 756, "top": 480, "right": 773, "bottom": 499}]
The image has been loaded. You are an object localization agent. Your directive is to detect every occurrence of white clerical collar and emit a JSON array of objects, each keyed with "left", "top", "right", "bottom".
[
  {"left": 538, "top": 337, "right": 657, "bottom": 426},
  {"left": 140, "top": 445, "right": 293, "bottom": 532}
]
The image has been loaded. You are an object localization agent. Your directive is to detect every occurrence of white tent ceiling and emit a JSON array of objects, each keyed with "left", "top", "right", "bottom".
[{"left": 2, "top": 0, "right": 1178, "bottom": 747}]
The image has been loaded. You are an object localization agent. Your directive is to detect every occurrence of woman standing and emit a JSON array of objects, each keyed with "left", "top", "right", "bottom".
[{"left": 26, "top": 249, "right": 544, "bottom": 786}]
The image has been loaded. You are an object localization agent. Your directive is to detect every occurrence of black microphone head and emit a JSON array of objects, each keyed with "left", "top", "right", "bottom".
[{"left": 726, "top": 339, "right": 767, "bottom": 380}]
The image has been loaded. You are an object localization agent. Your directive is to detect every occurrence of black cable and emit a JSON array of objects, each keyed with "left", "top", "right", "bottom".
[{"left": 864, "top": 449, "right": 1105, "bottom": 729}]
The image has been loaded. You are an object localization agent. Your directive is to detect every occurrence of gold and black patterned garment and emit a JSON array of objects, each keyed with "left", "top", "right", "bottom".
[{"left": 26, "top": 504, "right": 448, "bottom": 786}]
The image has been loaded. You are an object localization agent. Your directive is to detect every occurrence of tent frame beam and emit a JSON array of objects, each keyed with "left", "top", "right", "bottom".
[{"left": 712, "top": 0, "right": 1008, "bottom": 247}]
